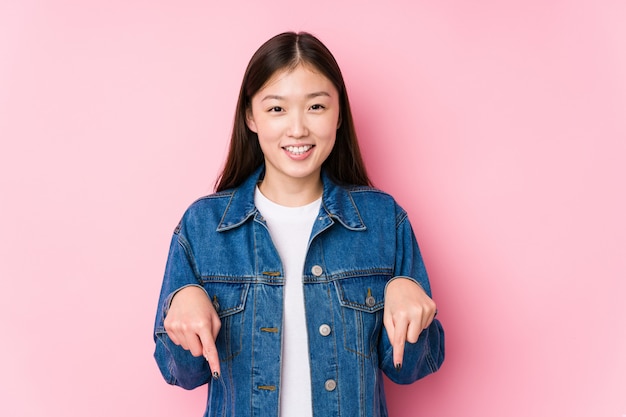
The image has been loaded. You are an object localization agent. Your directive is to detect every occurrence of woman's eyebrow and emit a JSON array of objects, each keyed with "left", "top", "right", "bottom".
[
  {"left": 260, "top": 91, "right": 331, "bottom": 102},
  {"left": 306, "top": 91, "right": 331, "bottom": 99},
  {"left": 261, "top": 94, "right": 283, "bottom": 102}
]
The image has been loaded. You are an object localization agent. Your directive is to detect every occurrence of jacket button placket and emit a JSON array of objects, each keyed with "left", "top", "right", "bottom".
[
  {"left": 304, "top": 261, "right": 340, "bottom": 416},
  {"left": 250, "top": 234, "right": 284, "bottom": 416}
]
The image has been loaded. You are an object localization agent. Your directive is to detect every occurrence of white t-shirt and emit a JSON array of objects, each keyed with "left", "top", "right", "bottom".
[{"left": 254, "top": 187, "right": 321, "bottom": 417}]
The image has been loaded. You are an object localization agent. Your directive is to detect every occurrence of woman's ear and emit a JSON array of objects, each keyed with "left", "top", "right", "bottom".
[{"left": 246, "top": 108, "right": 258, "bottom": 133}]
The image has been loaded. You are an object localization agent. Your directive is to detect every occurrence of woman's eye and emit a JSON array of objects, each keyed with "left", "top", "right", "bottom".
[
  {"left": 310, "top": 104, "right": 325, "bottom": 111},
  {"left": 268, "top": 106, "right": 283, "bottom": 112}
]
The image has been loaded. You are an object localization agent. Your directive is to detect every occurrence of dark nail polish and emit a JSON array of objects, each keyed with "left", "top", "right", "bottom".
[
  {"left": 395, "top": 363, "right": 402, "bottom": 371},
  {"left": 212, "top": 371, "right": 220, "bottom": 380}
]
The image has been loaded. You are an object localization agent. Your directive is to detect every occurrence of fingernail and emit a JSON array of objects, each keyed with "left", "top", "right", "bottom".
[
  {"left": 212, "top": 371, "right": 220, "bottom": 380},
  {"left": 395, "top": 363, "right": 402, "bottom": 371}
]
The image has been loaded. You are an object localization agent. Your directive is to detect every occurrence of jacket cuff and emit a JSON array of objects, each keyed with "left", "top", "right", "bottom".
[
  {"left": 154, "top": 331, "right": 211, "bottom": 389},
  {"left": 379, "top": 319, "right": 445, "bottom": 384}
]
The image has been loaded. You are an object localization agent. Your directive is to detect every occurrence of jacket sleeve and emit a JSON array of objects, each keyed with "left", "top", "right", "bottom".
[
  {"left": 378, "top": 209, "right": 445, "bottom": 384},
  {"left": 153, "top": 227, "right": 212, "bottom": 390}
]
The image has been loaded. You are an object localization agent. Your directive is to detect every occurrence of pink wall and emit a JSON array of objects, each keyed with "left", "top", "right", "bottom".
[{"left": 1, "top": 1, "right": 624, "bottom": 416}]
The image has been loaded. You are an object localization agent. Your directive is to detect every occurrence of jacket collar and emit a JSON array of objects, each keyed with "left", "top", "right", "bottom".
[{"left": 216, "top": 165, "right": 366, "bottom": 232}]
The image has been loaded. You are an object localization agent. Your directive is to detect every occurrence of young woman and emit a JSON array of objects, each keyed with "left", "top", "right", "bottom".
[{"left": 154, "top": 31, "right": 444, "bottom": 417}]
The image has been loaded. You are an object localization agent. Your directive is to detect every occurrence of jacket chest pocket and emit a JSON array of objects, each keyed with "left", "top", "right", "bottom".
[
  {"left": 205, "top": 282, "right": 249, "bottom": 362},
  {"left": 333, "top": 276, "right": 388, "bottom": 358}
]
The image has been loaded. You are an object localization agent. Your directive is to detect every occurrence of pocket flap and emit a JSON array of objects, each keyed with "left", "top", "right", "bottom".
[
  {"left": 334, "top": 276, "right": 387, "bottom": 313},
  {"left": 206, "top": 282, "right": 249, "bottom": 318}
]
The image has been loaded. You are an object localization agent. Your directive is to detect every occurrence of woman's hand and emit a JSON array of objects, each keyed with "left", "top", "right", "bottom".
[
  {"left": 383, "top": 278, "right": 437, "bottom": 369},
  {"left": 164, "top": 286, "right": 222, "bottom": 377}
]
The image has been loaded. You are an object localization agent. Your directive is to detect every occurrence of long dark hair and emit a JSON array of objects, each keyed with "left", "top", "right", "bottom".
[{"left": 215, "top": 31, "right": 371, "bottom": 192}]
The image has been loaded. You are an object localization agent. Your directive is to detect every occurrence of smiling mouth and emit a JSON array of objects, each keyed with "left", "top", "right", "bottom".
[{"left": 283, "top": 145, "right": 314, "bottom": 155}]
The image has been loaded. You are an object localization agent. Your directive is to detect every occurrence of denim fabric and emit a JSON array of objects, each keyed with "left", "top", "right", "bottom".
[{"left": 154, "top": 166, "right": 445, "bottom": 417}]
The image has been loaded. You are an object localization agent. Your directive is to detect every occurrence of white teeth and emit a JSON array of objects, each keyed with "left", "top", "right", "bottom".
[{"left": 284, "top": 145, "right": 312, "bottom": 155}]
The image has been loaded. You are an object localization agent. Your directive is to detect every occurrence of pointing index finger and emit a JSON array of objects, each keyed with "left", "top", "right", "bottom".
[
  {"left": 392, "top": 316, "right": 408, "bottom": 370},
  {"left": 198, "top": 325, "right": 221, "bottom": 378}
]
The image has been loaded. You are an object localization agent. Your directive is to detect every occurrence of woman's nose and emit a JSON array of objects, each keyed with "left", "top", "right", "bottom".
[{"left": 287, "top": 112, "right": 309, "bottom": 138}]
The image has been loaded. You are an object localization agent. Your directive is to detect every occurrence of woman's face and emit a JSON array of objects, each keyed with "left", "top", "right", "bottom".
[{"left": 246, "top": 64, "right": 340, "bottom": 188}]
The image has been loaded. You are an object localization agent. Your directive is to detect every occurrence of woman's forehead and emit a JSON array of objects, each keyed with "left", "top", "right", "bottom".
[{"left": 255, "top": 64, "right": 336, "bottom": 98}]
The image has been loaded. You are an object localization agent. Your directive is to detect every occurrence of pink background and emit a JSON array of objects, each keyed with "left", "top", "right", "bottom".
[{"left": 1, "top": 1, "right": 625, "bottom": 416}]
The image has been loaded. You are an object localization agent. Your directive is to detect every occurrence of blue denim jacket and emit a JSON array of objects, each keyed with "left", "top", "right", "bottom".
[{"left": 154, "top": 167, "right": 445, "bottom": 417}]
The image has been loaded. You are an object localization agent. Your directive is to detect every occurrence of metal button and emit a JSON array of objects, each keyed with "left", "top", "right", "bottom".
[
  {"left": 365, "top": 295, "right": 376, "bottom": 307},
  {"left": 324, "top": 379, "right": 337, "bottom": 391},
  {"left": 311, "top": 265, "right": 323, "bottom": 276},
  {"left": 319, "top": 324, "right": 331, "bottom": 336},
  {"left": 212, "top": 296, "right": 220, "bottom": 312}
]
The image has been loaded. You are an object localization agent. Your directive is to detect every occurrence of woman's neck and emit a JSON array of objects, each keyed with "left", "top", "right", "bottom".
[{"left": 258, "top": 172, "right": 323, "bottom": 207}]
